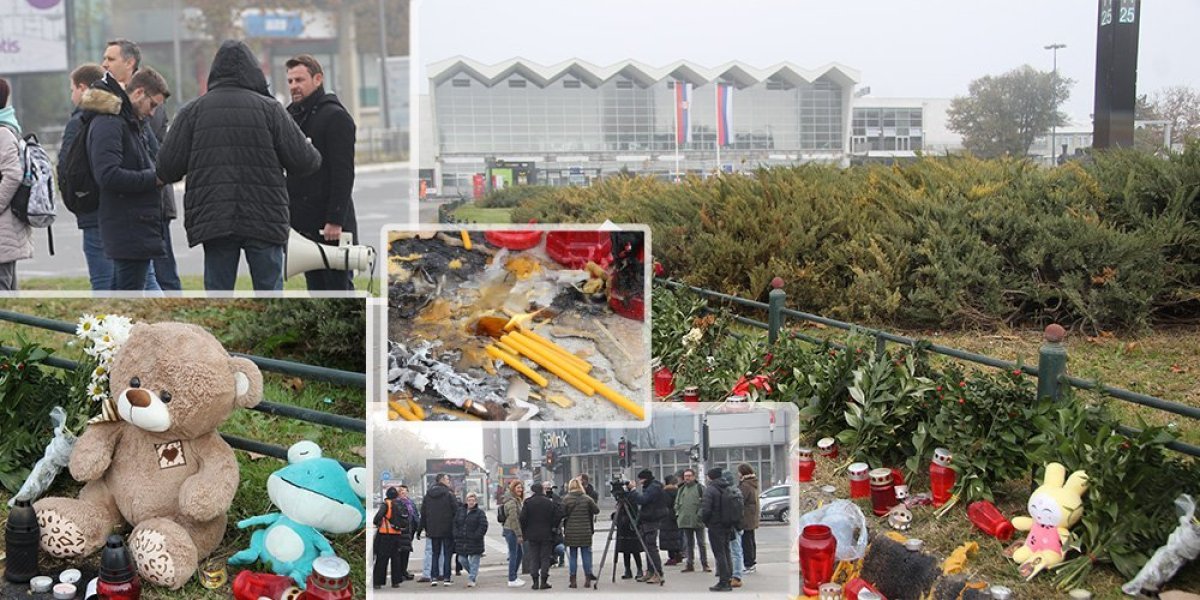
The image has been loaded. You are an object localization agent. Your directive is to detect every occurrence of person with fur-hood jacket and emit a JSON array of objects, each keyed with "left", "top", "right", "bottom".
[
  {"left": 81, "top": 69, "right": 172, "bottom": 290},
  {"left": 0, "top": 77, "right": 31, "bottom": 290},
  {"left": 737, "top": 463, "right": 761, "bottom": 572},
  {"left": 157, "top": 40, "right": 321, "bottom": 291}
]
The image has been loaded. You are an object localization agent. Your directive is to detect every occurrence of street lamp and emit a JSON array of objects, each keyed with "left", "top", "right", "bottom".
[{"left": 1045, "top": 43, "right": 1067, "bottom": 165}]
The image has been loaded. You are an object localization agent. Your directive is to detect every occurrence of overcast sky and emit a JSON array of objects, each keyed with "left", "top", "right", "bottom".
[{"left": 415, "top": 0, "right": 1200, "bottom": 125}]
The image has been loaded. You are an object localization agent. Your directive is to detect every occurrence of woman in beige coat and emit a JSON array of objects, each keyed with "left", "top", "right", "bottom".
[{"left": 0, "top": 78, "right": 33, "bottom": 290}]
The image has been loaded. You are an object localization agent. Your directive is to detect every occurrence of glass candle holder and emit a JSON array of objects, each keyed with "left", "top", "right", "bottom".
[
  {"left": 929, "top": 447, "right": 956, "bottom": 507},
  {"left": 869, "top": 468, "right": 897, "bottom": 516},
  {"left": 848, "top": 462, "right": 870, "bottom": 499},
  {"left": 797, "top": 447, "right": 815, "bottom": 482},
  {"left": 799, "top": 525, "right": 836, "bottom": 596}
]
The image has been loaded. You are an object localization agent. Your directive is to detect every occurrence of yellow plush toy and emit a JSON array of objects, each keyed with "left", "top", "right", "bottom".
[{"left": 1010, "top": 462, "right": 1089, "bottom": 579}]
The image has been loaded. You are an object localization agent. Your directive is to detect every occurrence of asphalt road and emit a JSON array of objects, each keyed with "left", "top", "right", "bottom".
[
  {"left": 370, "top": 517, "right": 797, "bottom": 599},
  {"left": 19, "top": 163, "right": 412, "bottom": 281}
]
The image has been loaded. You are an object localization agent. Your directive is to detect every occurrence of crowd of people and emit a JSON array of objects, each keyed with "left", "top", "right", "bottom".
[
  {"left": 372, "top": 464, "right": 765, "bottom": 593},
  {"left": 0, "top": 37, "right": 360, "bottom": 292}
]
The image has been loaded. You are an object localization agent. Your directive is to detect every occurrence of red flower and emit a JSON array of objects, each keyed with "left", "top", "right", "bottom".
[
  {"left": 936, "top": 386, "right": 943, "bottom": 392},
  {"left": 958, "top": 398, "right": 965, "bottom": 404},
  {"left": 958, "top": 381, "right": 966, "bottom": 388},
  {"left": 1011, "top": 369, "right": 1022, "bottom": 376}
]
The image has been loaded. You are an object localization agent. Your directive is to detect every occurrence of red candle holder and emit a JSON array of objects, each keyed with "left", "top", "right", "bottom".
[
  {"left": 232, "top": 571, "right": 300, "bottom": 600},
  {"left": 869, "top": 468, "right": 897, "bottom": 516},
  {"left": 844, "top": 577, "right": 887, "bottom": 600},
  {"left": 304, "top": 556, "right": 353, "bottom": 600},
  {"left": 929, "top": 447, "right": 956, "bottom": 507},
  {"left": 817, "top": 437, "right": 838, "bottom": 459},
  {"left": 682, "top": 386, "right": 700, "bottom": 403},
  {"left": 653, "top": 367, "right": 675, "bottom": 398},
  {"left": 848, "top": 462, "right": 870, "bottom": 499},
  {"left": 799, "top": 525, "right": 837, "bottom": 596},
  {"left": 967, "top": 500, "right": 1014, "bottom": 541},
  {"left": 797, "top": 447, "right": 815, "bottom": 482}
]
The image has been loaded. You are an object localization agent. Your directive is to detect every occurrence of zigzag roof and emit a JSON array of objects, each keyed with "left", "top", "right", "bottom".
[{"left": 428, "top": 57, "right": 860, "bottom": 89}]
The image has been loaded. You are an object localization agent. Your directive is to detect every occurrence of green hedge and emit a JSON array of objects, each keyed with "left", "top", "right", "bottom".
[{"left": 515, "top": 144, "right": 1200, "bottom": 331}]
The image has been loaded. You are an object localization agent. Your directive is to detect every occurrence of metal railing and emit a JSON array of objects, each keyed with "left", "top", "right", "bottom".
[
  {"left": 658, "top": 278, "right": 1200, "bottom": 458},
  {"left": 0, "top": 310, "right": 365, "bottom": 469},
  {"left": 437, "top": 197, "right": 472, "bottom": 223}
]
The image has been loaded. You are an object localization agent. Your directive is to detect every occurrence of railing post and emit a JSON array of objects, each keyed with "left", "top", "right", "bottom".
[
  {"left": 767, "top": 276, "right": 785, "bottom": 346},
  {"left": 874, "top": 332, "right": 887, "bottom": 359},
  {"left": 1037, "top": 324, "right": 1068, "bottom": 401}
]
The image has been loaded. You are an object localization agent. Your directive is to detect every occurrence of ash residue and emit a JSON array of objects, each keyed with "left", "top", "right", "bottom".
[
  {"left": 388, "top": 340, "right": 506, "bottom": 409},
  {"left": 550, "top": 285, "right": 609, "bottom": 317},
  {"left": 389, "top": 235, "right": 490, "bottom": 281}
]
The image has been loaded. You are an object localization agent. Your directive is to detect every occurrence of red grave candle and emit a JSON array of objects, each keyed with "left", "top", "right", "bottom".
[
  {"left": 848, "top": 462, "right": 870, "bottom": 499},
  {"left": 929, "top": 447, "right": 956, "bottom": 507},
  {"left": 797, "top": 447, "right": 815, "bottom": 482},
  {"left": 869, "top": 468, "right": 897, "bottom": 516},
  {"left": 799, "top": 525, "right": 837, "bottom": 596}
]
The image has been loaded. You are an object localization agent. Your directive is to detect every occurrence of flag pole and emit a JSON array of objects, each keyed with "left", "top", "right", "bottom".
[
  {"left": 674, "top": 81, "right": 681, "bottom": 181},
  {"left": 716, "top": 84, "right": 721, "bottom": 174}
]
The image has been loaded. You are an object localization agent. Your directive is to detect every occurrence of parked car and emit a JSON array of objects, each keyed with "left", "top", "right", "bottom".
[{"left": 759, "top": 484, "right": 790, "bottom": 523}]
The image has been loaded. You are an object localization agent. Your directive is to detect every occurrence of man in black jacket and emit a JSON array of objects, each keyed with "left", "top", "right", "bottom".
[
  {"left": 418, "top": 473, "right": 459, "bottom": 586},
  {"left": 700, "top": 468, "right": 734, "bottom": 592},
  {"left": 520, "top": 482, "right": 564, "bottom": 590},
  {"left": 625, "top": 468, "right": 668, "bottom": 584},
  {"left": 284, "top": 54, "right": 358, "bottom": 291},
  {"left": 157, "top": 40, "right": 321, "bottom": 291},
  {"left": 372, "top": 487, "right": 410, "bottom": 589},
  {"left": 82, "top": 69, "right": 171, "bottom": 290}
]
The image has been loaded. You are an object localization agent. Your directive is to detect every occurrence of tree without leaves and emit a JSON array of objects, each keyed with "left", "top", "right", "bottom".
[
  {"left": 183, "top": 0, "right": 408, "bottom": 56},
  {"left": 1148, "top": 86, "right": 1200, "bottom": 147},
  {"left": 947, "top": 65, "right": 1073, "bottom": 158}
]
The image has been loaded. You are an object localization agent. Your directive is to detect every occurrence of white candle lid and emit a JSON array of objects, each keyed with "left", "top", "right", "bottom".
[{"left": 312, "top": 555, "right": 351, "bottom": 578}]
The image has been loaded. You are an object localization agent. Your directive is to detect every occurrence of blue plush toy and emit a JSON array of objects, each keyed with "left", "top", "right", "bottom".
[{"left": 229, "top": 442, "right": 367, "bottom": 586}]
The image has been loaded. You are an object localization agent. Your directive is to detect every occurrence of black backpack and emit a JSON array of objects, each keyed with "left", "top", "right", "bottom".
[
  {"left": 386, "top": 500, "right": 409, "bottom": 532},
  {"left": 496, "top": 502, "right": 508, "bottom": 525},
  {"left": 57, "top": 113, "right": 101, "bottom": 216},
  {"left": 719, "top": 483, "right": 745, "bottom": 530}
]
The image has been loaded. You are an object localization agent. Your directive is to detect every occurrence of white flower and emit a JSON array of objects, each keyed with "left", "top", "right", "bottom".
[
  {"left": 682, "top": 327, "right": 704, "bottom": 348},
  {"left": 76, "top": 315, "right": 100, "bottom": 339}
]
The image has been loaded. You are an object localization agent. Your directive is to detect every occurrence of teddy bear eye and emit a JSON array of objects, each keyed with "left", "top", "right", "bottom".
[
  {"left": 130, "top": 377, "right": 141, "bottom": 388},
  {"left": 161, "top": 390, "right": 172, "bottom": 403}
]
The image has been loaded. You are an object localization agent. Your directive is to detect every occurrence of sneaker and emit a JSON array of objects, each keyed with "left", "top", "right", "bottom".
[
  {"left": 710, "top": 582, "right": 733, "bottom": 592},
  {"left": 442, "top": 580, "right": 453, "bottom": 587},
  {"left": 703, "top": 566, "right": 712, "bottom": 573},
  {"left": 681, "top": 565, "right": 695, "bottom": 573},
  {"left": 417, "top": 576, "right": 431, "bottom": 583},
  {"left": 507, "top": 578, "right": 526, "bottom": 588},
  {"left": 431, "top": 580, "right": 440, "bottom": 587},
  {"left": 745, "top": 565, "right": 757, "bottom": 574},
  {"left": 467, "top": 581, "right": 476, "bottom": 588},
  {"left": 731, "top": 578, "right": 742, "bottom": 588},
  {"left": 621, "top": 572, "right": 634, "bottom": 580},
  {"left": 644, "top": 574, "right": 663, "bottom": 584}
]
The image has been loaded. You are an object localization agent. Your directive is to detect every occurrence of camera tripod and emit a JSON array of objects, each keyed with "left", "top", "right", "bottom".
[{"left": 593, "top": 495, "right": 665, "bottom": 589}]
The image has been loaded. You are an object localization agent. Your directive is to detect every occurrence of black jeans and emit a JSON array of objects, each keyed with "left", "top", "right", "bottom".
[
  {"left": 742, "top": 529, "right": 757, "bottom": 568},
  {"left": 527, "top": 539, "right": 554, "bottom": 582},
  {"left": 621, "top": 552, "right": 643, "bottom": 576},
  {"left": 430, "top": 537, "right": 453, "bottom": 580},
  {"left": 708, "top": 527, "right": 733, "bottom": 585},
  {"left": 640, "top": 524, "right": 662, "bottom": 576},
  {"left": 682, "top": 527, "right": 709, "bottom": 568},
  {"left": 304, "top": 268, "right": 354, "bottom": 291},
  {"left": 373, "top": 533, "right": 402, "bottom": 586}
]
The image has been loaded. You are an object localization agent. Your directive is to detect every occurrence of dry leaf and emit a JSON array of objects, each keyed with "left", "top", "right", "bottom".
[
  {"left": 285, "top": 377, "right": 305, "bottom": 393},
  {"left": 1123, "top": 342, "right": 1139, "bottom": 354},
  {"left": 351, "top": 446, "right": 367, "bottom": 458},
  {"left": 1169, "top": 364, "right": 1189, "bottom": 374},
  {"left": 246, "top": 452, "right": 268, "bottom": 461}
]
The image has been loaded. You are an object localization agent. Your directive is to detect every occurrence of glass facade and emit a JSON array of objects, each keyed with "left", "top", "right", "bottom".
[
  {"left": 433, "top": 67, "right": 848, "bottom": 156},
  {"left": 852, "top": 107, "right": 924, "bottom": 152}
]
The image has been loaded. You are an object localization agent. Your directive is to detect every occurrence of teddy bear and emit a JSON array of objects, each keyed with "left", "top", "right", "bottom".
[
  {"left": 229, "top": 441, "right": 367, "bottom": 587},
  {"left": 1009, "top": 462, "right": 1089, "bottom": 579},
  {"left": 34, "top": 322, "right": 263, "bottom": 589}
]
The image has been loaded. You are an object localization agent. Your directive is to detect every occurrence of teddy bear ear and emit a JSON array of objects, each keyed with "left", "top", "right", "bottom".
[
  {"left": 229, "top": 356, "right": 264, "bottom": 409},
  {"left": 347, "top": 467, "right": 368, "bottom": 499}
]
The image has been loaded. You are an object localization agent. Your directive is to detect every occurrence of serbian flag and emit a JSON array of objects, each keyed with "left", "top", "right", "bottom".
[
  {"left": 675, "top": 81, "right": 692, "bottom": 144},
  {"left": 716, "top": 83, "right": 733, "bottom": 147}
]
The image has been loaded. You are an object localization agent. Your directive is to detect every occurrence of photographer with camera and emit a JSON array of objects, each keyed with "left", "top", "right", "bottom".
[
  {"left": 624, "top": 469, "right": 669, "bottom": 585},
  {"left": 610, "top": 476, "right": 644, "bottom": 580}
]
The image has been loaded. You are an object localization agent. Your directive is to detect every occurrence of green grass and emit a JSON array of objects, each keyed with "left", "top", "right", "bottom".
[
  {"left": 16, "top": 275, "right": 378, "bottom": 294},
  {"left": 0, "top": 302, "right": 366, "bottom": 599},
  {"left": 451, "top": 205, "right": 514, "bottom": 223}
]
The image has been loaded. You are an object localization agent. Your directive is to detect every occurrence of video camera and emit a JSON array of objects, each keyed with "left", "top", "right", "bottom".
[{"left": 609, "top": 474, "right": 630, "bottom": 499}]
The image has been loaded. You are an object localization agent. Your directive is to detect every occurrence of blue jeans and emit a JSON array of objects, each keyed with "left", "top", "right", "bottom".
[
  {"left": 422, "top": 537, "right": 432, "bottom": 579},
  {"left": 568, "top": 546, "right": 594, "bottom": 578},
  {"left": 430, "top": 537, "right": 453, "bottom": 581},
  {"left": 152, "top": 223, "right": 182, "bottom": 291},
  {"left": 84, "top": 227, "right": 161, "bottom": 291},
  {"left": 731, "top": 529, "right": 744, "bottom": 579},
  {"left": 202, "top": 235, "right": 284, "bottom": 291},
  {"left": 464, "top": 553, "right": 481, "bottom": 582},
  {"left": 112, "top": 259, "right": 151, "bottom": 291},
  {"left": 503, "top": 528, "right": 524, "bottom": 582}
]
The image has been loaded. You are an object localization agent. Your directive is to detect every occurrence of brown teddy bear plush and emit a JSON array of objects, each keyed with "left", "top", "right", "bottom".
[{"left": 34, "top": 322, "right": 263, "bottom": 589}]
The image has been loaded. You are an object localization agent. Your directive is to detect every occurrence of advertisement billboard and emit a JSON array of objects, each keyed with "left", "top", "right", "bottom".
[{"left": 0, "top": 0, "right": 68, "bottom": 74}]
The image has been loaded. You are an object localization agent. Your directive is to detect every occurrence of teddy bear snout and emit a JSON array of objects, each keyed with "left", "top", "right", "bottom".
[{"left": 127, "top": 388, "right": 153, "bottom": 408}]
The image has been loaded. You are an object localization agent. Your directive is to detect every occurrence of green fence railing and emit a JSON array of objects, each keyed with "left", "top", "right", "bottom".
[{"left": 658, "top": 277, "right": 1200, "bottom": 458}]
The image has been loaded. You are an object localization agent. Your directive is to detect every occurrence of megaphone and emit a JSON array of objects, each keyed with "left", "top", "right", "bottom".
[{"left": 285, "top": 229, "right": 376, "bottom": 279}]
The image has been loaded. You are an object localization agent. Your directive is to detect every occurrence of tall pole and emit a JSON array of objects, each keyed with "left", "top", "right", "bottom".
[
  {"left": 377, "top": 0, "right": 390, "bottom": 129},
  {"left": 674, "top": 83, "right": 680, "bottom": 181},
  {"left": 1045, "top": 43, "right": 1066, "bottom": 165},
  {"left": 172, "top": 0, "right": 182, "bottom": 106}
]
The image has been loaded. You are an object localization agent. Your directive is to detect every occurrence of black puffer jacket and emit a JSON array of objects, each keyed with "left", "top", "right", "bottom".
[
  {"left": 157, "top": 40, "right": 320, "bottom": 247},
  {"left": 82, "top": 75, "right": 165, "bottom": 261},
  {"left": 286, "top": 87, "right": 357, "bottom": 241},
  {"left": 453, "top": 505, "right": 488, "bottom": 556},
  {"left": 659, "top": 484, "right": 683, "bottom": 552},
  {"left": 519, "top": 492, "right": 563, "bottom": 543},
  {"left": 419, "top": 482, "right": 459, "bottom": 539}
]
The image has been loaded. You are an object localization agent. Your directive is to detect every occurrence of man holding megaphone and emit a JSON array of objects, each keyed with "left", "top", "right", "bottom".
[{"left": 284, "top": 54, "right": 359, "bottom": 291}]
